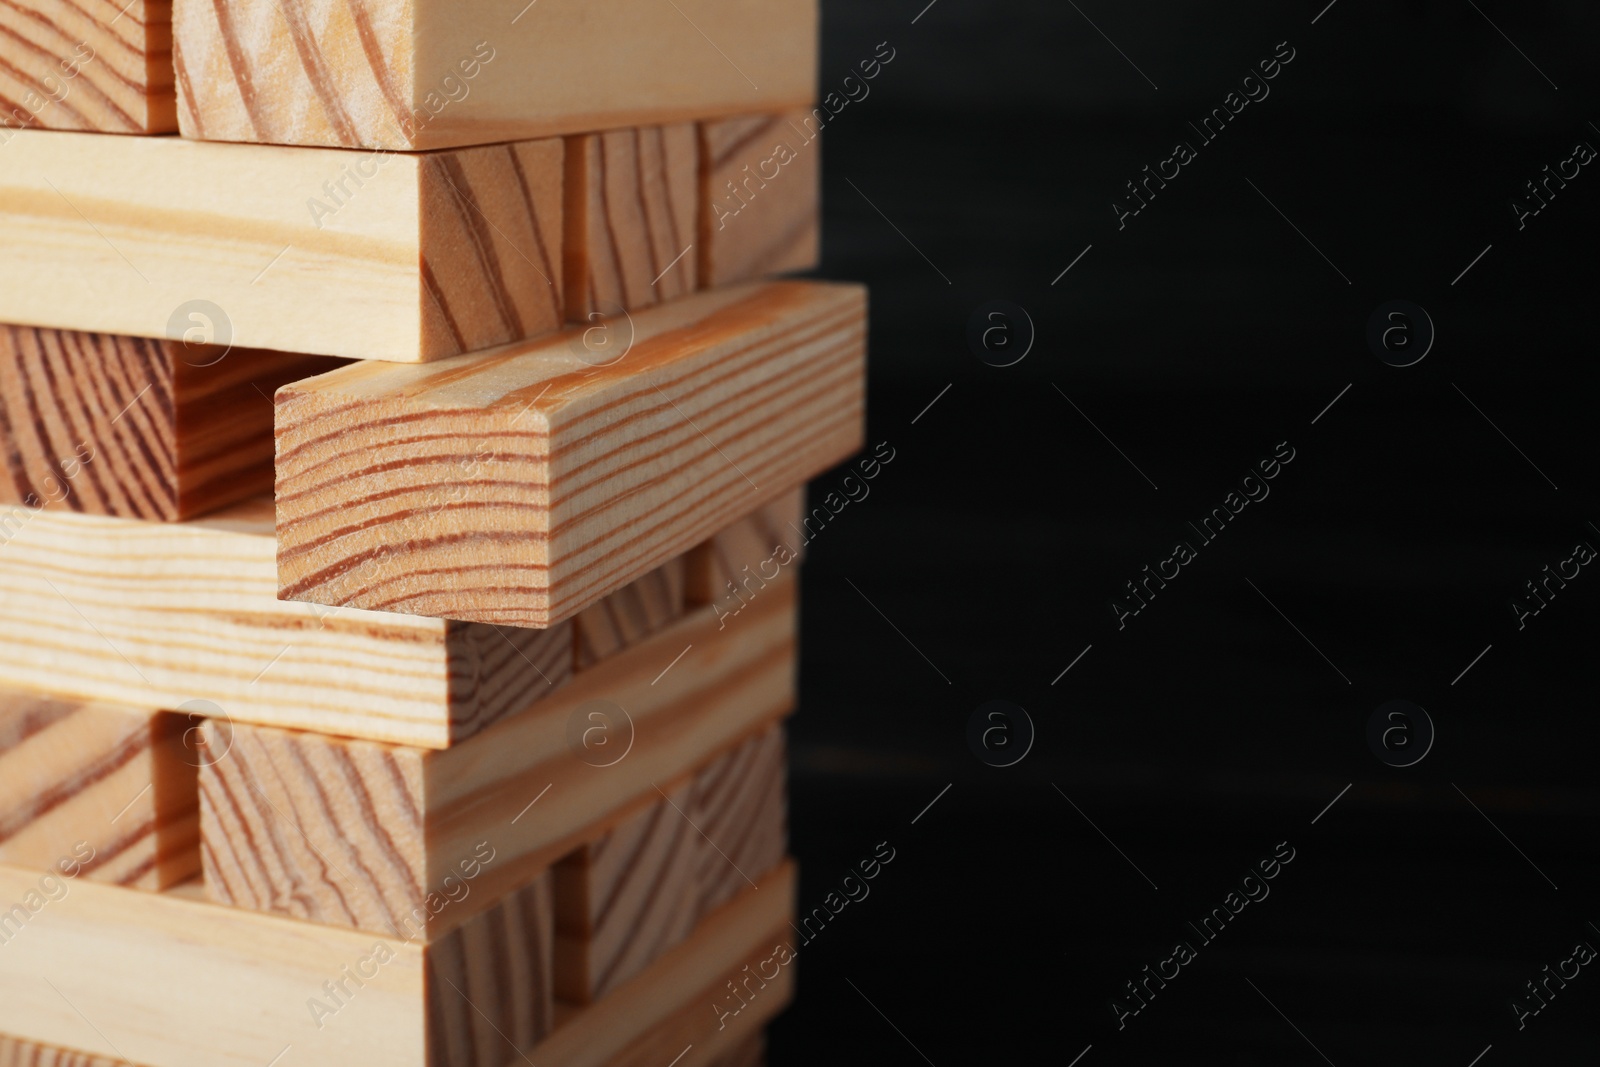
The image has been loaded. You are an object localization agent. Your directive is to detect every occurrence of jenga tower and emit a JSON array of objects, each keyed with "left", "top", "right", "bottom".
[{"left": 0, "top": 3, "right": 864, "bottom": 1063}]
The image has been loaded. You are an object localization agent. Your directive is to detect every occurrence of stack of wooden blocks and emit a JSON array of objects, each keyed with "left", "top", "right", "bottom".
[{"left": 0, "top": 2, "right": 865, "bottom": 1064}]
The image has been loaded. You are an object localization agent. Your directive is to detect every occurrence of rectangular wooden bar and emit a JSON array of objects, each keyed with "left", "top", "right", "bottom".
[
  {"left": 0, "top": 688, "right": 197, "bottom": 890},
  {"left": 0, "top": 0, "right": 175, "bottom": 134},
  {"left": 0, "top": 498, "right": 572, "bottom": 748},
  {"left": 276, "top": 280, "right": 865, "bottom": 627},
  {"left": 200, "top": 577, "right": 796, "bottom": 938},
  {"left": 0, "top": 859, "right": 791, "bottom": 1067},
  {"left": 553, "top": 724, "right": 787, "bottom": 1004},
  {"left": 171, "top": 0, "right": 816, "bottom": 151},
  {"left": 699, "top": 110, "right": 821, "bottom": 288},
  {"left": 0, "top": 327, "right": 341, "bottom": 520},
  {"left": 0, "top": 130, "right": 563, "bottom": 362}
]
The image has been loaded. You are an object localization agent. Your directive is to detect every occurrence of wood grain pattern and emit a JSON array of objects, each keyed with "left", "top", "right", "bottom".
[
  {"left": 426, "top": 873, "right": 554, "bottom": 1066},
  {"left": 199, "top": 576, "right": 797, "bottom": 938},
  {"left": 0, "top": 326, "right": 340, "bottom": 520},
  {"left": 171, "top": 0, "right": 816, "bottom": 151},
  {"left": 0, "top": 688, "right": 197, "bottom": 890},
  {"left": 686, "top": 489, "right": 806, "bottom": 608},
  {"left": 553, "top": 723, "right": 788, "bottom": 1005},
  {"left": 552, "top": 781, "right": 698, "bottom": 1005},
  {"left": 0, "top": 1035, "right": 127, "bottom": 1067},
  {"left": 0, "top": 0, "right": 175, "bottom": 134},
  {"left": 564, "top": 125, "right": 698, "bottom": 323},
  {"left": 276, "top": 281, "right": 866, "bottom": 627},
  {"left": 689, "top": 725, "right": 788, "bottom": 919},
  {"left": 0, "top": 498, "right": 572, "bottom": 748},
  {"left": 0, "top": 130, "right": 562, "bottom": 361},
  {"left": 574, "top": 558, "right": 686, "bottom": 670},
  {"left": 0, "top": 856, "right": 792, "bottom": 1067},
  {"left": 699, "top": 111, "right": 820, "bottom": 288}
]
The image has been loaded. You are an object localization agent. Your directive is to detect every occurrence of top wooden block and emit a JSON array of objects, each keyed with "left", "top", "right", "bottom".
[{"left": 172, "top": 0, "right": 818, "bottom": 151}]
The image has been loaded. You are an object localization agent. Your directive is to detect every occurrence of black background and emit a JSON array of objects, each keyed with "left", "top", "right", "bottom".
[{"left": 777, "top": 1, "right": 1599, "bottom": 1062}]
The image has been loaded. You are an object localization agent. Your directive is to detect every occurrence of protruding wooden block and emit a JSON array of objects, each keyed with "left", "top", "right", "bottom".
[
  {"left": 276, "top": 281, "right": 866, "bottom": 627},
  {"left": 574, "top": 559, "right": 687, "bottom": 670},
  {"left": 0, "top": 498, "right": 572, "bottom": 748},
  {"left": 0, "top": 327, "right": 340, "bottom": 521},
  {"left": 200, "top": 577, "right": 797, "bottom": 937},
  {"left": 699, "top": 111, "right": 820, "bottom": 288},
  {"left": 553, "top": 723, "right": 788, "bottom": 1004},
  {"left": 0, "top": 130, "right": 563, "bottom": 362},
  {"left": 0, "top": 0, "right": 175, "bottom": 134},
  {"left": 565, "top": 125, "right": 698, "bottom": 323},
  {"left": 171, "top": 0, "right": 817, "bottom": 151},
  {"left": 0, "top": 689, "right": 197, "bottom": 890}
]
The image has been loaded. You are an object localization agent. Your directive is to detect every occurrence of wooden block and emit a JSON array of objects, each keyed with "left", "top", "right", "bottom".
[
  {"left": 552, "top": 722, "right": 788, "bottom": 1005},
  {"left": 686, "top": 489, "right": 807, "bottom": 608},
  {"left": 0, "top": 326, "right": 340, "bottom": 520},
  {"left": 199, "top": 576, "right": 796, "bottom": 937},
  {"left": 0, "top": 130, "right": 562, "bottom": 362},
  {"left": 565, "top": 125, "right": 698, "bottom": 323},
  {"left": 0, "top": 857, "right": 791, "bottom": 1067},
  {"left": 0, "top": 863, "right": 564, "bottom": 1067},
  {"left": 574, "top": 558, "right": 687, "bottom": 670},
  {"left": 0, "top": 498, "right": 573, "bottom": 748},
  {"left": 689, "top": 725, "right": 788, "bottom": 919},
  {"left": 700, "top": 111, "right": 821, "bottom": 288},
  {"left": 276, "top": 281, "right": 866, "bottom": 627},
  {"left": 552, "top": 781, "right": 698, "bottom": 1004},
  {"left": 0, "top": 689, "right": 197, "bottom": 890},
  {"left": 171, "top": 0, "right": 816, "bottom": 151},
  {"left": 0, "top": 0, "right": 175, "bottom": 134}
]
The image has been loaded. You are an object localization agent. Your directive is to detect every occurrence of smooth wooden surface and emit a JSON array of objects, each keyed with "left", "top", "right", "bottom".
[
  {"left": 200, "top": 577, "right": 797, "bottom": 937},
  {"left": 0, "top": 688, "right": 197, "bottom": 890},
  {"left": 553, "top": 723, "right": 787, "bottom": 1004},
  {"left": 0, "top": 498, "right": 572, "bottom": 748},
  {"left": 276, "top": 281, "right": 866, "bottom": 626},
  {"left": 0, "top": 859, "right": 791, "bottom": 1067},
  {"left": 564, "top": 125, "right": 698, "bottom": 322},
  {"left": 574, "top": 559, "right": 686, "bottom": 670},
  {"left": 686, "top": 489, "right": 806, "bottom": 607},
  {"left": 700, "top": 111, "right": 821, "bottom": 288},
  {"left": 0, "top": 130, "right": 562, "bottom": 361},
  {"left": 0, "top": 864, "right": 426, "bottom": 1066},
  {"left": 0, "top": 0, "right": 175, "bottom": 134},
  {"left": 172, "top": 0, "right": 816, "bottom": 151},
  {"left": 0, "top": 327, "right": 339, "bottom": 520}
]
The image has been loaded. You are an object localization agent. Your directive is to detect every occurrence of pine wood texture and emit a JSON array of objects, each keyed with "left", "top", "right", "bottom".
[
  {"left": 564, "top": 125, "right": 698, "bottom": 323},
  {"left": 0, "top": 0, "right": 175, "bottom": 134},
  {"left": 0, "top": 1035, "right": 125, "bottom": 1067},
  {"left": 553, "top": 723, "right": 788, "bottom": 1004},
  {"left": 0, "top": 327, "right": 340, "bottom": 520},
  {"left": 574, "top": 559, "right": 687, "bottom": 670},
  {"left": 700, "top": 111, "right": 821, "bottom": 288},
  {"left": 0, "top": 858, "right": 792, "bottom": 1067},
  {"left": 552, "top": 781, "right": 698, "bottom": 1005},
  {"left": 0, "top": 130, "right": 562, "bottom": 361},
  {"left": 276, "top": 281, "right": 866, "bottom": 627},
  {"left": 425, "top": 873, "right": 555, "bottom": 1066},
  {"left": 0, "top": 689, "right": 197, "bottom": 890},
  {"left": 686, "top": 489, "right": 806, "bottom": 607},
  {"left": 171, "top": 0, "right": 817, "bottom": 151},
  {"left": 200, "top": 576, "right": 797, "bottom": 938},
  {"left": 0, "top": 498, "right": 572, "bottom": 748}
]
